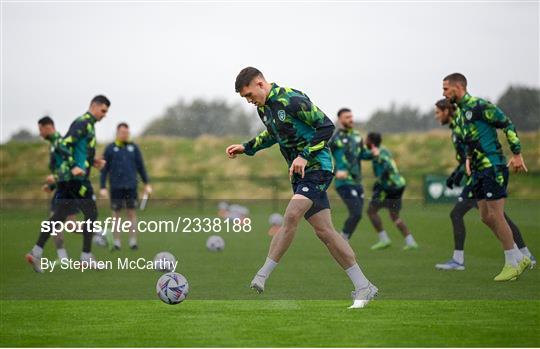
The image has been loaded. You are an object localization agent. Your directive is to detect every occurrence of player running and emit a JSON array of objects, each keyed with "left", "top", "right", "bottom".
[
  {"left": 100, "top": 122, "right": 151, "bottom": 250},
  {"left": 26, "top": 95, "right": 110, "bottom": 272},
  {"left": 226, "top": 67, "right": 377, "bottom": 308},
  {"left": 37, "top": 116, "right": 79, "bottom": 262},
  {"left": 365, "top": 132, "right": 418, "bottom": 251},
  {"left": 329, "top": 108, "right": 372, "bottom": 241},
  {"left": 434, "top": 99, "right": 535, "bottom": 271},
  {"left": 442, "top": 73, "right": 531, "bottom": 281}
]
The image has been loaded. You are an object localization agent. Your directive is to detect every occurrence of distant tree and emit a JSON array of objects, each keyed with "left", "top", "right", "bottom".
[
  {"left": 143, "top": 99, "right": 257, "bottom": 138},
  {"left": 497, "top": 86, "right": 540, "bottom": 131},
  {"left": 364, "top": 103, "right": 442, "bottom": 133},
  {"left": 8, "top": 129, "right": 40, "bottom": 143}
]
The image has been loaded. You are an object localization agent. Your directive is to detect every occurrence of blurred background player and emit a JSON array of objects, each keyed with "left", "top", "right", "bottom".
[
  {"left": 268, "top": 213, "right": 283, "bottom": 236},
  {"left": 329, "top": 108, "right": 372, "bottom": 241},
  {"left": 26, "top": 95, "right": 110, "bottom": 272},
  {"left": 434, "top": 99, "right": 535, "bottom": 271},
  {"left": 226, "top": 67, "right": 377, "bottom": 308},
  {"left": 37, "top": 116, "right": 78, "bottom": 262},
  {"left": 442, "top": 73, "right": 531, "bottom": 281},
  {"left": 100, "top": 122, "right": 151, "bottom": 250},
  {"left": 366, "top": 132, "right": 418, "bottom": 251}
]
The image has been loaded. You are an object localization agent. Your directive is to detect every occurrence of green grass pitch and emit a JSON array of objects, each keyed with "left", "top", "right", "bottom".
[{"left": 1, "top": 200, "right": 539, "bottom": 347}]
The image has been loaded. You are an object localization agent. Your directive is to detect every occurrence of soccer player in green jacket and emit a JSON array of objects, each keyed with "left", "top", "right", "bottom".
[
  {"left": 442, "top": 73, "right": 530, "bottom": 281},
  {"left": 434, "top": 98, "right": 535, "bottom": 271},
  {"left": 329, "top": 108, "right": 372, "bottom": 241},
  {"left": 365, "top": 132, "right": 418, "bottom": 251},
  {"left": 26, "top": 95, "right": 109, "bottom": 273},
  {"left": 226, "top": 67, "right": 377, "bottom": 308}
]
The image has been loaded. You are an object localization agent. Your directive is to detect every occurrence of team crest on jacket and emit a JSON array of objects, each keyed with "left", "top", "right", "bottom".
[
  {"left": 465, "top": 111, "right": 473, "bottom": 120},
  {"left": 127, "top": 145, "right": 135, "bottom": 152},
  {"left": 277, "top": 110, "right": 286, "bottom": 121}
]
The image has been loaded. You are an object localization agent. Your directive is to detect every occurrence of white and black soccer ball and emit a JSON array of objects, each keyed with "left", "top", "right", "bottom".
[
  {"left": 153, "top": 251, "right": 177, "bottom": 272},
  {"left": 206, "top": 235, "right": 225, "bottom": 252},
  {"left": 156, "top": 272, "right": 189, "bottom": 305}
]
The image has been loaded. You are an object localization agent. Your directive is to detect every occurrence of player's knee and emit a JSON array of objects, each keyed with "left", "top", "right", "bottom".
[
  {"left": 450, "top": 207, "right": 463, "bottom": 221},
  {"left": 314, "top": 228, "right": 332, "bottom": 244},
  {"left": 480, "top": 211, "right": 494, "bottom": 225}
]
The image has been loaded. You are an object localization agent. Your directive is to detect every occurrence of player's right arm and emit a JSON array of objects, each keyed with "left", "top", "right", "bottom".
[
  {"left": 99, "top": 145, "right": 112, "bottom": 198},
  {"left": 241, "top": 129, "right": 277, "bottom": 156},
  {"left": 329, "top": 136, "right": 348, "bottom": 179}
]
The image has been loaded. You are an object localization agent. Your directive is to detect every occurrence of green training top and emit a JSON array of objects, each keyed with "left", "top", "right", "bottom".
[
  {"left": 243, "top": 83, "right": 335, "bottom": 183},
  {"left": 329, "top": 127, "right": 372, "bottom": 188},
  {"left": 371, "top": 146, "right": 406, "bottom": 190}
]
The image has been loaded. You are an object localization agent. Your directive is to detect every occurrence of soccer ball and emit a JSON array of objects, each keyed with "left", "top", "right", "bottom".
[
  {"left": 156, "top": 272, "right": 189, "bottom": 305},
  {"left": 153, "top": 251, "right": 177, "bottom": 272},
  {"left": 206, "top": 235, "right": 225, "bottom": 252}
]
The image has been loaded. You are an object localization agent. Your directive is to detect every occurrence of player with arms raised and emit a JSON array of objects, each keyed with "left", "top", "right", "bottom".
[{"left": 226, "top": 67, "right": 377, "bottom": 308}]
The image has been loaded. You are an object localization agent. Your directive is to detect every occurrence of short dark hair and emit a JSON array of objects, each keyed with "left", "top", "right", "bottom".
[
  {"left": 435, "top": 98, "right": 456, "bottom": 116},
  {"left": 91, "top": 95, "right": 111, "bottom": 107},
  {"left": 367, "top": 132, "right": 382, "bottom": 147},
  {"left": 117, "top": 122, "right": 129, "bottom": 130},
  {"left": 38, "top": 116, "right": 54, "bottom": 126},
  {"left": 337, "top": 108, "right": 351, "bottom": 117},
  {"left": 443, "top": 73, "right": 467, "bottom": 88},
  {"left": 235, "top": 67, "right": 264, "bottom": 92}
]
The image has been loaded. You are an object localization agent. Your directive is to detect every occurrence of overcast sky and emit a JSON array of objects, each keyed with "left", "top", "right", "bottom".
[{"left": 2, "top": 1, "right": 539, "bottom": 142}]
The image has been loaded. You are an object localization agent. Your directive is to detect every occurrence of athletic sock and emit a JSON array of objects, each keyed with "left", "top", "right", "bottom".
[
  {"left": 129, "top": 237, "right": 137, "bottom": 247},
  {"left": 512, "top": 247, "right": 525, "bottom": 263},
  {"left": 345, "top": 263, "right": 370, "bottom": 291},
  {"left": 378, "top": 230, "right": 390, "bottom": 242},
  {"left": 56, "top": 248, "right": 68, "bottom": 260},
  {"left": 32, "top": 245, "right": 43, "bottom": 258},
  {"left": 114, "top": 239, "right": 121, "bottom": 248},
  {"left": 453, "top": 250, "right": 464, "bottom": 264},
  {"left": 519, "top": 247, "right": 532, "bottom": 258},
  {"left": 404, "top": 234, "right": 416, "bottom": 246},
  {"left": 257, "top": 257, "right": 278, "bottom": 278},
  {"left": 80, "top": 252, "right": 92, "bottom": 261},
  {"left": 504, "top": 250, "right": 518, "bottom": 267}
]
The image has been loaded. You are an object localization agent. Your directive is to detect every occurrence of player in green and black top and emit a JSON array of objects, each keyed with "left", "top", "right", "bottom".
[
  {"left": 227, "top": 67, "right": 377, "bottom": 309},
  {"left": 329, "top": 108, "right": 372, "bottom": 241},
  {"left": 34, "top": 116, "right": 78, "bottom": 262},
  {"left": 434, "top": 99, "right": 534, "bottom": 271},
  {"left": 365, "top": 133, "right": 418, "bottom": 251},
  {"left": 26, "top": 95, "right": 110, "bottom": 273},
  {"left": 442, "top": 73, "right": 531, "bottom": 281}
]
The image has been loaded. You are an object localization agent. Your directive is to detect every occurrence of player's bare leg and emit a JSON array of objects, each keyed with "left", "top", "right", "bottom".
[
  {"left": 307, "top": 208, "right": 377, "bottom": 308},
  {"left": 389, "top": 210, "right": 418, "bottom": 250},
  {"left": 126, "top": 208, "right": 138, "bottom": 250},
  {"left": 250, "top": 195, "right": 311, "bottom": 293},
  {"left": 112, "top": 210, "right": 122, "bottom": 250},
  {"left": 368, "top": 204, "right": 391, "bottom": 250},
  {"left": 478, "top": 199, "right": 529, "bottom": 280}
]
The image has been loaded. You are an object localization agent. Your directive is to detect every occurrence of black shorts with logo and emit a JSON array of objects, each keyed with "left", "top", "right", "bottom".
[
  {"left": 50, "top": 189, "right": 80, "bottom": 216},
  {"left": 291, "top": 170, "right": 334, "bottom": 219},
  {"left": 471, "top": 165, "right": 509, "bottom": 201},
  {"left": 370, "top": 183, "right": 405, "bottom": 211},
  {"left": 110, "top": 187, "right": 138, "bottom": 210}
]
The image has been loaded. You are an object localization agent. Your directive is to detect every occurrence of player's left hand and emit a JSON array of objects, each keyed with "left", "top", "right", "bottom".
[
  {"left": 335, "top": 170, "right": 348, "bottom": 179},
  {"left": 93, "top": 158, "right": 106, "bottom": 170},
  {"left": 144, "top": 184, "right": 153, "bottom": 194},
  {"left": 289, "top": 156, "right": 307, "bottom": 179},
  {"left": 507, "top": 153, "right": 528, "bottom": 173}
]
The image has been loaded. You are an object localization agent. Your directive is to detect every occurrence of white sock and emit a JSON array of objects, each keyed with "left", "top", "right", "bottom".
[
  {"left": 114, "top": 239, "right": 121, "bottom": 248},
  {"left": 512, "top": 247, "right": 525, "bottom": 263},
  {"left": 80, "top": 252, "right": 93, "bottom": 261},
  {"left": 257, "top": 257, "right": 278, "bottom": 278},
  {"left": 404, "top": 234, "right": 416, "bottom": 246},
  {"left": 504, "top": 250, "right": 518, "bottom": 267},
  {"left": 32, "top": 245, "right": 43, "bottom": 258},
  {"left": 453, "top": 250, "right": 464, "bottom": 264},
  {"left": 378, "top": 231, "right": 390, "bottom": 242},
  {"left": 345, "top": 263, "right": 370, "bottom": 291},
  {"left": 520, "top": 247, "right": 532, "bottom": 258},
  {"left": 129, "top": 237, "right": 137, "bottom": 247},
  {"left": 56, "top": 248, "right": 68, "bottom": 260}
]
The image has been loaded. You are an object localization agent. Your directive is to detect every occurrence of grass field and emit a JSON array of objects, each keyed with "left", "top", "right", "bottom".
[{"left": 1, "top": 200, "right": 539, "bottom": 347}]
